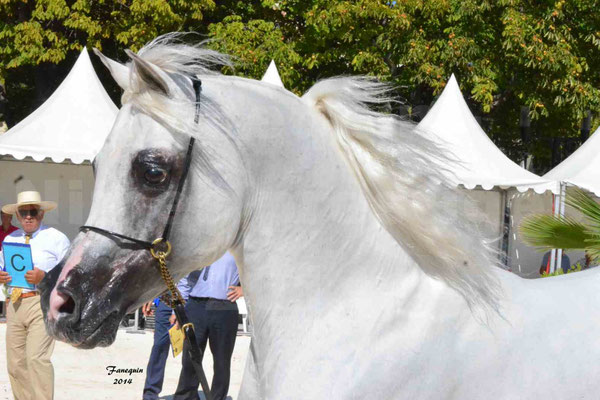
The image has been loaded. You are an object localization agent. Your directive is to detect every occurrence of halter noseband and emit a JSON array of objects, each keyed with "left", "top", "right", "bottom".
[{"left": 80, "top": 77, "right": 202, "bottom": 253}]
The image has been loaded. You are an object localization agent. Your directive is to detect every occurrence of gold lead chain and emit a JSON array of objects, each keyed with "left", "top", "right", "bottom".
[{"left": 151, "top": 239, "right": 185, "bottom": 308}]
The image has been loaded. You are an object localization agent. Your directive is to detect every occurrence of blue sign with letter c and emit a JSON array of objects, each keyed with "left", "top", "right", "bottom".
[{"left": 2, "top": 242, "right": 34, "bottom": 289}]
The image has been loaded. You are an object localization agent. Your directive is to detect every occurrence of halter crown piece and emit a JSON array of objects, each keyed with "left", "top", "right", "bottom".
[{"left": 79, "top": 76, "right": 212, "bottom": 400}]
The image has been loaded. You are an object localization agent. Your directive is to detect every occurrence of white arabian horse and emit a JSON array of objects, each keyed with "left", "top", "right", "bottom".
[{"left": 41, "top": 35, "right": 600, "bottom": 399}]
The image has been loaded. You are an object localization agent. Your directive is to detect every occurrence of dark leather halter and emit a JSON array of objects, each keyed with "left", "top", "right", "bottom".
[{"left": 80, "top": 77, "right": 213, "bottom": 400}]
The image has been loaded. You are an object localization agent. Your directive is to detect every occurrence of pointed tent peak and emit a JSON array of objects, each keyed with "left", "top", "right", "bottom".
[
  {"left": 261, "top": 60, "right": 285, "bottom": 88},
  {"left": 436, "top": 74, "right": 464, "bottom": 107},
  {"left": 420, "top": 73, "right": 472, "bottom": 130},
  {"left": 447, "top": 73, "right": 459, "bottom": 87},
  {"left": 72, "top": 46, "right": 95, "bottom": 73},
  {"left": 431, "top": 73, "right": 460, "bottom": 101},
  {"left": 78, "top": 46, "right": 90, "bottom": 56}
]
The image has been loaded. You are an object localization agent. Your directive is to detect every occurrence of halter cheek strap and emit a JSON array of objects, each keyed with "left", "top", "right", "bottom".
[{"left": 80, "top": 78, "right": 201, "bottom": 251}]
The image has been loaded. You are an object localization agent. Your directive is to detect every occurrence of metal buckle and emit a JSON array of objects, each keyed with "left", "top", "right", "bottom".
[{"left": 150, "top": 237, "right": 172, "bottom": 258}]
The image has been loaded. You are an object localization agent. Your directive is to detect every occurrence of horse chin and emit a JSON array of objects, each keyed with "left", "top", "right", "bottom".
[
  {"left": 72, "top": 312, "right": 122, "bottom": 349},
  {"left": 46, "top": 307, "right": 123, "bottom": 349}
]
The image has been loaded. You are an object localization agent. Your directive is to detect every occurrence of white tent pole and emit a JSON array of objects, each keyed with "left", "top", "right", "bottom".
[
  {"left": 550, "top": 188, "right": 561, "bottom": 273},
  {"left": 500, "top": 189, "right": 511, "bottom": 269},
  {"left": 126, "top": 308, "right": 145, "bottom": 335},
  {"left": 499, "top": 190, "right": 506, "bottom": 262},
  {"left": 556, "top": 182, "right": 567, "bottom": 273}
]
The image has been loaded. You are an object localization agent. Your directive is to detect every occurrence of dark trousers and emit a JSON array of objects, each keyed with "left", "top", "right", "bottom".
[
  {"left": 174, "top": 297, "right": 238, "bottom": 400},
  {"left": 143, "top": 302, "right": 174, "bottom": 400}
]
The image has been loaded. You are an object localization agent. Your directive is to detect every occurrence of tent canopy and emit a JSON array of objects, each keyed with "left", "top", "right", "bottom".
[
  {"left": 261, "top": 60, "right": 285, "bottom": 88},
  {"left": 417, "top": 74, "right": 557, "bottom": 193},
  {"left": 543, "top": 126, "right": 600, "bottom": 196},
  {"left": 0, "top": 48, "right": 118, "bottom": 164}
]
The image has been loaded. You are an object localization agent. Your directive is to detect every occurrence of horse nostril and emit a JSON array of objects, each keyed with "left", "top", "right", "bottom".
[
  {"left": 59, "top": 295, "right": 76, "bottom": 314},
  {"left": 48, "top": 287, "right": 81, "bottom": 323}
]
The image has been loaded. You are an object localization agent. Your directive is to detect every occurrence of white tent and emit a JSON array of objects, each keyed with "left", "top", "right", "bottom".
[
  {"left": 417, "top": 74, "right": 556, "bottom": 193},
  {"left": 0, "top": 48, "right": 117, "bottom": 163},
  {"left": 416, "top": 74, "right": 559, "bottom": 276},
  {"left": 0, "top": 48, "right": 117, "bottom": 241},
  {"left": 543, "top": 126, "right": 600, "bottom": 196},
  {"left": 261, "top": 60, "right": 285, "bottom": 88}
]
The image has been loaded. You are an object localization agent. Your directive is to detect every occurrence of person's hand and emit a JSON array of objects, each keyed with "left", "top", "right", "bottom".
[
  {"left": 0, "top": 270, "right": 11, "bottom": 284},
  {"left": 142, "top": 301, "right": 154, "bottom": 317},
  {"left": 169, "top": 313, "right": 178, "bottom": 329},
  {"left": 25, "top": 268, "right": 45, "bottom": 285},
  {"left": 227, "top": 286, "right": 243, "bottom": 302}
]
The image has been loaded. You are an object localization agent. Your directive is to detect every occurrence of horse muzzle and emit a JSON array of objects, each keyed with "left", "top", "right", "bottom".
[
  {"left": 40, "top": 246, "right": 154, "bottom": 349},
  {"left": 40, "top": 262, "right": 122, "bottom": 348}
]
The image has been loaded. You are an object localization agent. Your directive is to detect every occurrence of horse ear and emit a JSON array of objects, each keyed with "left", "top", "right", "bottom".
[
  {"left": 125, "top": 49, "right": 172, "bottom": 98},
  {"left": 93, "top": 48, "right": 130, "bottom": 91}
]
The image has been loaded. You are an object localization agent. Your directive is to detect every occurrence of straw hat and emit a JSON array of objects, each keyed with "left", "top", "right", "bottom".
[{"left": 1, "top": 191, "right": 57, "bottom": 215}]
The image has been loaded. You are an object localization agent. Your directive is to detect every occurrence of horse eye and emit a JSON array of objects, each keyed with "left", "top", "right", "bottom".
[{"left": 144, "top": 168, "right": 168, "bottom": 185}]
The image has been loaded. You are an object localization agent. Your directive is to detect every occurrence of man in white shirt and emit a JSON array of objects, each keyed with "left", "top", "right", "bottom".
[{"left": 0, "top": 191, "right": 70, "bottom": 400}]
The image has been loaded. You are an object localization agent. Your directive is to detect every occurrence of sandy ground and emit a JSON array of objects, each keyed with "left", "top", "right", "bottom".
[{"left": 0, "top": 323, "right": 250, "bottom": 400}]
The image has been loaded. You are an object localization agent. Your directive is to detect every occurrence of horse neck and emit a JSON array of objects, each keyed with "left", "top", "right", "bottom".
[{"left": 233, "top": 90, "right": 438, "bottom": 323}]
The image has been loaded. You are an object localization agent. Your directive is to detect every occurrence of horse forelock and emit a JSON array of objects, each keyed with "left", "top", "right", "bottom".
[
  {"left": 302, "top": 77, "right": 502, "bottom": 317},
  {"left": 136, "top": 33, "right": 231, "bottom": 77}
]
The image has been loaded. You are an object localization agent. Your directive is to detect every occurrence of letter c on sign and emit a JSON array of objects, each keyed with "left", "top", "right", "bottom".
[{"left": 11, "top": 254, "right": 25, "bottom": 272}]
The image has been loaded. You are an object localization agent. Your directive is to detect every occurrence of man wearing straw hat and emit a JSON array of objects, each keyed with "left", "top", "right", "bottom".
[{"left": 0, "top": 191, "right": 69, "bottom": 400}]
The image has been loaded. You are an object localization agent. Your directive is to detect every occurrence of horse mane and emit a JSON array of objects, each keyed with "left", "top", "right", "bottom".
[{"left": 303, "top": 78, "right": 501, "bottom": 315}]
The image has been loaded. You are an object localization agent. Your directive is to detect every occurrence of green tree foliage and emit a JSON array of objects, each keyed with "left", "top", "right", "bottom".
[
  {"left": 208, "top": 15, "right": 302, "bottom": 85},
  {"left": 0, "top": 0, "right": 214, "bottom": 66},
  {"left": 0, "top": 0, "right": 214, "bottom": 122},
  {"left": 206, "top": 0, "right": 600, "bottom": 172},
  {"left": 540, "top": 263, "right": 582, "bottom": 278},
  {"left": 2, "top": 1, "right": 600, "bottom": 172}
]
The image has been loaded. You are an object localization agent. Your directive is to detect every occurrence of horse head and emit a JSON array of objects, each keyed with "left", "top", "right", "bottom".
[{"left": 40, "top": 37, "right": 248, "bottom": 348}]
